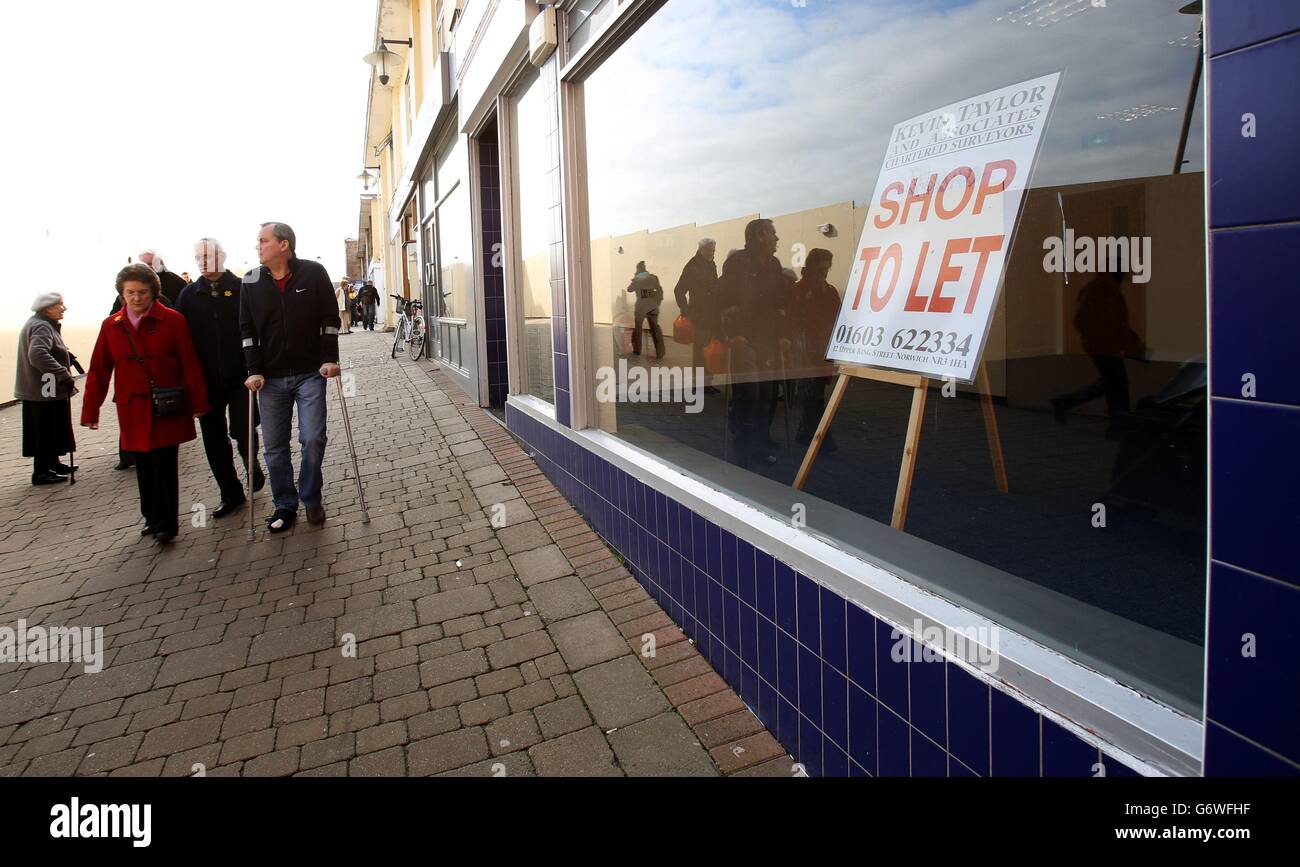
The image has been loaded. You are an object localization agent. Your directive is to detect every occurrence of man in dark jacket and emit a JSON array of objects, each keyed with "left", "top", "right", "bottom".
[
  {"left": 176, "top": 238, "right": 265, "bottom": 518},
  {"left": 356, "top": 282, "right": 381, "bottom": 331},
  {"left": 241, "top": 222, "right": 342, "bottom": 533},
  {"left": 673, "top": 238, "right": 719, "bottom": 376},
  {"left": 627, "top": 261, "right": 665, "bottom": 359},
  {"left": 717, "top": 219, "right": 789, "bottom": 468}
]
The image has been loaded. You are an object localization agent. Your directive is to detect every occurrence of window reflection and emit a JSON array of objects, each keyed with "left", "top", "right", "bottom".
[
  {"left": 512, "top": 69, "right": 555, "bottom": 403},
  {"left": 583, "top": 0, "right": 1207, "bottom": 709}
]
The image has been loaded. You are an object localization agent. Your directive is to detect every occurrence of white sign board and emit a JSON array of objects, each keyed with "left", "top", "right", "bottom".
[{"left": 825, "top": 72, "right": 1060, "bottom": 382}]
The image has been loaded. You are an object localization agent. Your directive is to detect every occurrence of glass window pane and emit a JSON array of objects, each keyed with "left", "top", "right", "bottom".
[
  {"left": 437, "top": 182, "right": 473, "bottom": 324},
  {"left": 582, "top": 0, "right": 1207, "bottom": 712},
  {"left": 512, "top": 70, "right": 555, "bottom": 403}
]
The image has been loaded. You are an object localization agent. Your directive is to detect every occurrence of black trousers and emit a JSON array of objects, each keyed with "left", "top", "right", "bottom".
[
  {"left": 135, "top": 445, "right": 180, "bottom": 534},
  {"left": 728, "top": 343, "right": 777, "bottom": 453},
  {"left": 199, "top": 385, "right": 260, "bottom": 501},
  {"left": 632, "top": 307, "right": 665, "bottom": 359}
]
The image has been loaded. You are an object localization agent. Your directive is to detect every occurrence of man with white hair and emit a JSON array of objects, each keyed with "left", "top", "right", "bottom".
[
  {"left": 175, "top": 238, "right": 265, "bottom": 518},
  {"left": 110, "top": 249, "right": 187, "bottom": 313},
  {"left": 673, "top": 237, "right": 720, "bottom": 381}
]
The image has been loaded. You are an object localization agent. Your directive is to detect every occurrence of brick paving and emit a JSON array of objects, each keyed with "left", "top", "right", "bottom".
[{"left": 0, "top": 331, "right": 791, "bottom": 777}]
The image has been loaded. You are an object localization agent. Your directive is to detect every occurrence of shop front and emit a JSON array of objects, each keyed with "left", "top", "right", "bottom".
[{"left": 456, "top": 0, "right": 1294, "bottom": 776}]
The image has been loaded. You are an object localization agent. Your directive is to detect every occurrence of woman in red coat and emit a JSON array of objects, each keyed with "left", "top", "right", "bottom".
[{"left": 82, "top": 263, "right": 209, "bottom": 543}]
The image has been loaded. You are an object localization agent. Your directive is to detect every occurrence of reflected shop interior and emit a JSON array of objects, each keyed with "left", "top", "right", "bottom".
[{"left": 532, "top": 0, "right": 1208, "bottom": 714}]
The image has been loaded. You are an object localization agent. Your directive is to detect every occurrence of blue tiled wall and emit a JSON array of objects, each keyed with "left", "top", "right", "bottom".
[
  {"left": 479, "top": 127, "right": 508, "bottom": 408},
  {"left": 506, "top": 405, "right": 1140, "bottom": 777},
  {"left": 1203, "top": 0, "right": 1300, "bottom": 777}
]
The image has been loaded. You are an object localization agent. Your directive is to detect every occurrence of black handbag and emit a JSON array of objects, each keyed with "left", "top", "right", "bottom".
[{"left": 120, "top": 320, "right": 190, "bottom": 418}]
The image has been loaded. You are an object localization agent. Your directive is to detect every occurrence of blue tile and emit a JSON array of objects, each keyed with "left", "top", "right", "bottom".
[
  {"left": 758, "top": 679, "right": 780, "bottom": 738},
  {"left": 1209, "top": 0, "right": 1300, "bottom": 55},
  {"left": 774, "top": 562, "right": 797, "bottom": 635},
  {"left": 1212, "top": 400, "right": 1300, "bottom": 586},
  {"left": 798, "top": 715, "right": 824, "bottom": 777},
  {"left": 1205, "top": 721, "right": 1300, "bottom": 777},
  {"left": 721, "top": 531, "right": 738, "bottom": 595},
  {"left": 877, "top": 705, "right": 909, "bottom": 776},
  {"left": 738, "top": 603, "right": 758, "bottom": 671},
  {"left": 798, "top": 645, "right": 822, "bottom": 726},
  {"left": 692, "top": 513, "right": 707, "bottom": 571},
  {"left": 911, "top": 730, "right": 947, "bottom": 777},
  {"left": 777, "top": 629, "right": 799, "bottom": 704},
  {"left": 679, "top": 506, "right": 694, "bottom": 563},
  {"left": 991, "top": 689, "right": 1040, "bottom": 777},
  {"left": 822, "top": 664, "right": 848, "bottom": 750},
  {"left": 1210, "top": 34, "right": 1300, "bottom": 227},
  {"left": 722, "top": 590, "right": 740, "bottom": 653},
  {"left": 740, "top": 661, "right": 759, "bottom": 710},
  {"left": 1101, "top": 754, "right": 1141, "bottom": 778},
  {"left": 778, "top": 697, "right": 800, "bottom": 754},
  {"left": 754, "top": 549, "right": 775, "bottom": 621},
  {"left": 909, "top": 640, "right": 946, "bottom": 747},
  {"left": 665, "top": 499, "right": 679, "bottom": 551},
  {"left": 824, "top": 742, "right": 850, "bottom": 778},
  {"left": 946, "top": 662, "right": 990, "bottom": 776},
  {"left": 846, "top": 603, "right": 874, "bottom": 695},
  {"left": 736, "top": 538, "right": 756, "bottom": 609},
  {"left": 875, "top": 619, "right": 908, "bottom": 716},
  {"left": 707, "top": 576, "right": 724, "bottom": 640},
  {"left": 758, "top": 616, "right": 778, "bottom": 686},
  {"left": 1205, "top": 562, "right": 1300, "bottom": 764},
  {"left": 705, "top": 521, "right": 722, "bottom": 582},
  {"left": 948, "top": 757, "right": 977, "bottom": 778},
  {"left": 1042, "top": 719, "right": 1098, "bottom": 777},
  {"left": 849, "top": 683, "right": 877, "bottom": 774},
  {"left": 849, "top": 759, "right": 869, "bottom": 778},
  {"left": 796, "top": 573, "right": 821, "bottom": 654},
  {"left": 724, "top": 648, "right": 740, "bottom": 686},
  {"left": 820, "top": 586, "right": 847, "bottom": 674}
]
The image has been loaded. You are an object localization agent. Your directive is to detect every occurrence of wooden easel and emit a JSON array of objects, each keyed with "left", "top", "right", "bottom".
[{"left": 792, "top": 362, "right": 1009, "bottom": 530}]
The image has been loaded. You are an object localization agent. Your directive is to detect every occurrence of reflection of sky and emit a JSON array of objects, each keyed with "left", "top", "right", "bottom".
[{"left": 585, "top": 0, "right": 1205, "bottom": 239}]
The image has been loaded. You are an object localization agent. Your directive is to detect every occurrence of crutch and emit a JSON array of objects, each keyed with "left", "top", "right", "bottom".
[
  {"left": 247, "top": 389, "right": 256, "bottom": 542},
  {"left": 65, "top": 345, "right": 78, "bottom": 485},
  {"left": 334, "top": 375, "right": 370, "bottom": 523}
]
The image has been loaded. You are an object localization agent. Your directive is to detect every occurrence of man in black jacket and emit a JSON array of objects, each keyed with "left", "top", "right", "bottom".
[
  {"left": 717, "top": 219, "right": 789, "bottom": 468},
  {"left": 673, "top": 237, "right": 719, "bottom": 377},
  {"left": 241, "top": 222, "right": 342, "bottom": 533},
  {"left": 176, "top": 238, "right": 265, "bottom": 518}
]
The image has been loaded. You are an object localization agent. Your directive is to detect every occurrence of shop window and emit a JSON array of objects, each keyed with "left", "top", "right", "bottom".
[
  {"left": 581, "top": 0, "right": 1207, "bottom": 713},
  {"left": 510, "top": 68, "right": 556, "bottom": 404}
]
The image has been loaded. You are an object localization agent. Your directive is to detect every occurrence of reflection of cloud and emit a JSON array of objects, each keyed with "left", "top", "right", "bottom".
[{"left": 585, "top": 0, "right": 1204, "bottom": 239}]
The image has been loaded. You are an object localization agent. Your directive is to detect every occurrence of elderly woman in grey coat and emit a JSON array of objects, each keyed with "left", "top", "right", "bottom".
[{"left": 15, "top": 292, "right": 80, "bottom": 485}]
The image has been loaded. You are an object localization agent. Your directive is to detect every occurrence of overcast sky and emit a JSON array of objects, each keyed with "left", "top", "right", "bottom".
[
  {"left": 0, "top": 0, "right": 375, "bottom": 329},
  {"left": 585, "top": 0, "right": 1205, "bottom": 240}
]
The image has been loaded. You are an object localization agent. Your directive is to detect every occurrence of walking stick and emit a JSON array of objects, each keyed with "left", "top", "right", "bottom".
[
  {"left": 247, "top": 389, "right": 256, "bottom": 542},
  {"left": 64, "top": 344, "right": 76, "bottom": 486},
  {"left": 334, "top": 375, "right": 370, "bottom": 524}
]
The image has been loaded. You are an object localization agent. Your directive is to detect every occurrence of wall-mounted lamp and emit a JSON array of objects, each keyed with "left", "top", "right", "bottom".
[
  {"left": 818, "top": 223, "right": 837, "bottom": 238},
  {"left": 357, "top": 166, "right": 382, "bottom": 190},
  {"left": 363, "top": 38, "right": 412, "bottom": 86}
]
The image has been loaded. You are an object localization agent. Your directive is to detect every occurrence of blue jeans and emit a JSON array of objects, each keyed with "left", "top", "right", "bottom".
[{"left": 258, "top": 373, "right": 328, "bottom": 512}]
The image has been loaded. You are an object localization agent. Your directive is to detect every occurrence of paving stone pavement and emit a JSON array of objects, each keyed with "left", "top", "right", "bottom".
[{"left": 0, "top": 332, "right": 792, "bottom": 777}]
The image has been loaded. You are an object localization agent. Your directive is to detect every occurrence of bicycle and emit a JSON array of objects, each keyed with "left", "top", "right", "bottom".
[{"left": 390, "top": 294, "right": 426, "bottom": 361}]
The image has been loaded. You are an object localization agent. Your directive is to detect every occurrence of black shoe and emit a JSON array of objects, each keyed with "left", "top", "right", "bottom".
[
  {"left": 213, "top": 496, "right": 247, "bottom": 519},
  {"left": 253, "top": 466, "right": 266, "bottom": 493},
  {"left": 306, "top": 505, "right": 326, "bottom": 525},
  {"left": 140, "top": 524, "right": 157, "bottom": 537},
  {"left": 31, "top": 471, "right": 65, "bottom": 486},
  {"left": 153, "top": 530, "right": 176, "bottom": 544},
  {"left": 114, "top": 460, "right": 135, "bottom": 471},
  {"left": 50, "top": 462, "right": 78, "bottom": 475},
  {"left": 267, "top": 509, "right": 296, "bottom": 534}
]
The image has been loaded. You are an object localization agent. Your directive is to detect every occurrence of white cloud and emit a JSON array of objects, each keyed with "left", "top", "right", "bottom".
[{"left": 0, "top": 0, "right": 374, "bottom": 329}]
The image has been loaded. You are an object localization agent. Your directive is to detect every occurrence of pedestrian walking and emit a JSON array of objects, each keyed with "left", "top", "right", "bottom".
[
  {"left": 15, "top": 293, "right": 80, "bottom": 485},
  {"left": 336, "top": 281, "right": 355, "bottom": 334},
  {"left": 175, "top": 238, "right": 266, "bottom": 519},
  {"left": 82, "top": 264, "right": 210, "bottom": 544},
  {"left": 240, "top": 222, "right": 342, "bottom": 533},
  {"left": 356, "top": 281, "right": 380, "bottom": 331}
]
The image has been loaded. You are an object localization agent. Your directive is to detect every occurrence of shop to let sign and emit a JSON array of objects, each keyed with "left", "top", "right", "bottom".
[{"left": 826, "top": 72, "right": 1060, "bottom": 382}]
